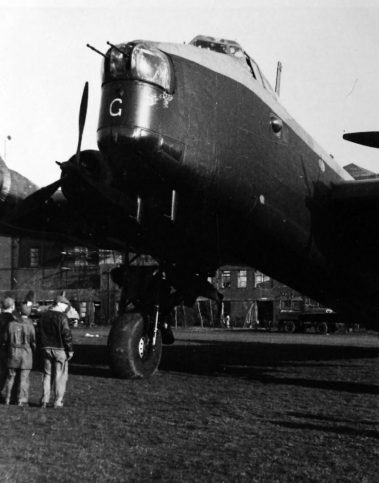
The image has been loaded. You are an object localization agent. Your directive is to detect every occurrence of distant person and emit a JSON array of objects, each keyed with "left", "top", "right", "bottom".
[
  {"left": 3, "top": 301, "right": 36, "bottom": 406},
  {"left": 38, "top": 295, "right": 74, "bottom": 408},
  {"left": 86, "top": 300, "right": 95, "bottom": 327},
  {"left": 0, "top": 297, "right": 16, "bottom": 398},
  {"left": 66, "top": 305, "right": 80, "bottom": 327}
]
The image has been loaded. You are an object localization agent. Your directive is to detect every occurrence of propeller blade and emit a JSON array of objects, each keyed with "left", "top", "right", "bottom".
[
  {"left": 76, "top": 82, "right": 89, "bottom": 164},
  {"left": 5, "top": 178, "right": 63, "bottom": 222},
  {"left": 343, "top": 131, "right": 379, "bottom": 149}
]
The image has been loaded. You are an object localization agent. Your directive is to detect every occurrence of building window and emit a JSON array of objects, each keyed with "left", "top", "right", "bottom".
[
  {"left": 74, "top": 246, "right": 88, "bottom": 267},
  {"left": 221, "top": 270, "right": 231, "bottom": 288},
  {"left": 237, "top": 270, "right": 247, "bottom": 288},
  {"left": 305, "top": 297, "right": 320, "bottom": 309},
  {"left": 292, "top": 299, "right": 303, "bottom": 311},
  {"left": 254, "top": 271, "right": 271, "bottom": 288},
  {"left": 281, "top": 299, "right": 292, "bottom": 310},
  {"left": 30, "top": 248, "right": 40, "bottom": 268},
  {"left": 130, "top": 254, "right": 154, "bottom": 266},
  {"left": 99, "top": 250, "right": 124, "bottom": 265}
]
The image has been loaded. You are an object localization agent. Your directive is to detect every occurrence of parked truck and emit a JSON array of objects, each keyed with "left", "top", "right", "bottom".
[{"left": 277, "top": 307, "right": 341, "bottom": 334}]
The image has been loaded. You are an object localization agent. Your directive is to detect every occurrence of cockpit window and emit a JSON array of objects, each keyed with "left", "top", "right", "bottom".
[
  {"left": 190, "top": 35, "right": 276, "bottom": 97},
  {"left": 245, "top": 56, "right": 263, "bottom": 85},
  {"left": 190, "top": 35, "right": 244, "bottom": 59},
  {"left": 192, "top": 39, "right": 228, "bottom": 54},
  {"left": 229, "top": 46, "right": 245, "bottom": 59}
]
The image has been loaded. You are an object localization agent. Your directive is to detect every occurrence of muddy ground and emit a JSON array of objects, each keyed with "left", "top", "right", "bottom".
[{"left": 0, "top": 328, "right": 378, "bottom": 482}]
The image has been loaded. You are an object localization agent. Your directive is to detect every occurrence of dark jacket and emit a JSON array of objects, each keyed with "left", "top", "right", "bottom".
[
  {"left": 0, "top": 312, "right": 15, "bottom": 348},
  {"left": 6, "top": 317, "right": 36, "bottom": 369},
  {"left": 38, "top": 310, "right": 73, "bottom": 353}
]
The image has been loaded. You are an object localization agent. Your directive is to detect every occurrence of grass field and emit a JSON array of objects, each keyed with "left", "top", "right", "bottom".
[{"left": 0, "top": 328, "right": 378, "bottom": 482}]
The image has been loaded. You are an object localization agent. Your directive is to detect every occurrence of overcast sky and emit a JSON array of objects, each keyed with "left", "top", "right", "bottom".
[{"left": 1, "top": 0, "right": 379, "bottom": 185}]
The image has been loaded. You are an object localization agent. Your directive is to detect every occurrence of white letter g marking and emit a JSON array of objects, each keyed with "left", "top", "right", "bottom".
[{"left": 110, "top": 98, "right": 123, "bottom": 117}]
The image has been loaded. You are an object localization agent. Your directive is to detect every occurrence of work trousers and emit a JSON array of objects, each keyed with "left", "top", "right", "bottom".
[
  {"left": 0, "top": 350, "right": 7, "bottom": 395},
  {"left": 41, "top": 348, "right": 68, "bottom": 406},
  {"left": 4, "top": 369, "right": 31, "bottom": 404}
]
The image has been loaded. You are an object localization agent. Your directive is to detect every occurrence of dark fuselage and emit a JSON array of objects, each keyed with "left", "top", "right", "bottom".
[{"left": 92, "top": 40, "right": 376, "bottom": 326}]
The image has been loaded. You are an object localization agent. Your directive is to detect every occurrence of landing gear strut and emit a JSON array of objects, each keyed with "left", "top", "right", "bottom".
[
  {"left": 108, "top": 262, "right": 222, "bottom": 379},
  {"left": 108, "top": 312, "right": 162, "bottom": 379},
  {"left": 108, "top": 267, "right": 171, "bottom": 379}
]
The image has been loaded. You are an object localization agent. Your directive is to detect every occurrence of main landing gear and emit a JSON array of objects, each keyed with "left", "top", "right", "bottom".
[
  {"left": 107, "top": 263, "right": 223, "bottom": 379},
  {"left": 108, "top": 312, "right": 163, "bottom": 378},
  {"left": 108, "top": 267, "right": 175, "bottom": 379}
]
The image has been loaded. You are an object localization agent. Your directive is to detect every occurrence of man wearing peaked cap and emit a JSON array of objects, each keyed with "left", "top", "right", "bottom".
[
  {"left": 3, "top": 300, "right": 36, "bottom": 406},
  {"left": 54, "top": 295, "right": 71, "bottom": 306},
  {"left": 37, "top": 294, "right": 74, "bottom": 408},
  {"left": 0, "top": 297, "right": 16, "bottom": 399}
]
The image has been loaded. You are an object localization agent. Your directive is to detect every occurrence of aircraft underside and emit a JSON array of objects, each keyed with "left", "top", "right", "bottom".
[{"left": 60, "top": 149, "right": 226, "bottom": 378}]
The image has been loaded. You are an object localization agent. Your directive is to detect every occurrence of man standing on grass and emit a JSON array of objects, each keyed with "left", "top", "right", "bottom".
[
  {"left": 38, "top": 295, "right": 74, "bottom": 408},
  {"left": 3, "top": 301, "right": 36, "bottom": 406},
  {"left": 0, "top": 297, "right": 16, "bottom": 399}
]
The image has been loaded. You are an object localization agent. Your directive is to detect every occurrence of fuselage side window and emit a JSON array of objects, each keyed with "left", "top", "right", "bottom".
[{"left": 245, "top": 55, "right": 263, "bottom": 86}]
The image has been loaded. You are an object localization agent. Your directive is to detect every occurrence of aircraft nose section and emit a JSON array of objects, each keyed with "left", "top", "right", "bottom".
[
  {"left": 97, "top": 81, "right": 183, "bottom": 160},
  {"left": 98, "top": 125, "right": 184, "bottom": 165}
]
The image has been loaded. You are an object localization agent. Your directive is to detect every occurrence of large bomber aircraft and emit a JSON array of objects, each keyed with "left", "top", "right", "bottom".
[{"left": 0, "top": 35, "right": 378, "bottom": 378}]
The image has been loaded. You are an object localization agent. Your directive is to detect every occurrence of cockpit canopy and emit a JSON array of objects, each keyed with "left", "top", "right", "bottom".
[
  {"left": 190, "top": 35, "right": 276, "bottom": 97},
  {"left": 190, "top": 35, "right": 245, "bottom": 59}
]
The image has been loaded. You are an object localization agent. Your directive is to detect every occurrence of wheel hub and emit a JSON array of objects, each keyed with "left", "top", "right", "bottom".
[{"left": 138, "top": 336, "right": 147, "bottom": 359}]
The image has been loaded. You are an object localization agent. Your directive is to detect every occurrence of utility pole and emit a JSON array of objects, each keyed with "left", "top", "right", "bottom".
[{"left": 10, "top": 238, "right": 17, "bottom": 292}]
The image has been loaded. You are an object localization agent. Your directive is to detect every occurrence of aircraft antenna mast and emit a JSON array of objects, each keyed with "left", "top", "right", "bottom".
[{"left": 275, "top": 61, "right": 282, "bottom": 96}]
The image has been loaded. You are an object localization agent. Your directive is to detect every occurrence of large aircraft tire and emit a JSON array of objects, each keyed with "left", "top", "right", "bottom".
[{"left": 108, "top": 312, "right": 162, "bottom": 379}]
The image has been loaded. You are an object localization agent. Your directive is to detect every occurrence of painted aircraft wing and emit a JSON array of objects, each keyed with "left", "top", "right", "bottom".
[
  {"left": 343, "top": 131, "right": 379, "bottom": 149},
  {"left": 331, "top": 177, "right": 379, "bottom": 204},
  {"left": 0, "top": 151, "right": 137, "bottom": 251},
  {"left": 0, "top": 183, "right": 80, "bottom": 244},
  {"left": 329, "top": 178, "right": 379, "bottom": 256}
]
